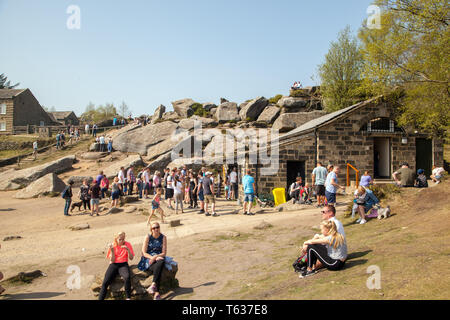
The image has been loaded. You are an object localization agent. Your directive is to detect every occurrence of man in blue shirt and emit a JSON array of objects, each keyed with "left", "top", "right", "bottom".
[
  {"left": 242, "top": 169, "right": 256, "bottom": 215},
  {"left": 325, "top": 166, "right": 345, "bottom": 206}
]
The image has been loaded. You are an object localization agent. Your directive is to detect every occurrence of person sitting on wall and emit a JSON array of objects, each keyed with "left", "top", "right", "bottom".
[
  {"left": 415, "top": 169, "right": 428, "bottom": 188},
  {"left": 393, "top": 162, "right": 416, "bottom": 187}
]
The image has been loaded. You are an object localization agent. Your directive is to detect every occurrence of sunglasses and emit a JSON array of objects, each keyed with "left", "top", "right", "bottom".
[
  {"left": 321, "top": 210, "right": 328, "bottom": 214},
  {"left": 152, "top": 226, "right": 160, "bottom": 230}
]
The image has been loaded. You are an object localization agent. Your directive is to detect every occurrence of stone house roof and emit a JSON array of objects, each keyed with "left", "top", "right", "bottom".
[
  {"left": 49, "top": 111, "right": 76, "bottom": 120},
  {"left": 279, "top": 96, "right": 383, "bottom": 143},
  {"left": 0, "top": 89, "right": 27, "bottom": 99}
]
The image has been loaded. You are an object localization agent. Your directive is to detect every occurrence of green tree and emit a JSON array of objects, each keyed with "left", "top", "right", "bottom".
[
  {"left": 358, "top": 0, "right": 449, "bottom": 137},
  {"left": 0, "top": 73, "right": 20, "bottom": 89},
  {"left": 318, "top": 26, "right": 366, "bottom": 112},
  {"left": 80, "top": 102, "right": 118, "bottom": 123}
]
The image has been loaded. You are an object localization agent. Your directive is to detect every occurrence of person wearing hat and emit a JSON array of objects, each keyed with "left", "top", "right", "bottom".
[
  {"left": 393, "top": 163, "right": 416, "bottom": 187},
  {"left": 415, "top": 169, "right": 428, "bottom": 188},
  {"left": 203, "top": 171, "right": 218, "bottom": 216}
]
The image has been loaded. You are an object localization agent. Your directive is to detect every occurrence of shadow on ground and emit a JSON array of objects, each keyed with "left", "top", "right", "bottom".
[{"left": 1, "top": 292, "right": 65, "bottom": 300}]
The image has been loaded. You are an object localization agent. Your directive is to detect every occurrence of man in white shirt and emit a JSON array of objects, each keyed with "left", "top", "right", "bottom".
[
  {"left": 32, "top": 141, "right": 38, "bottom": 160},
  {"left": 143, "top": 168, "right": 151, "bottom": 199},
  {"left": 229, "top": 167, "right": 238, "bottom": 200},
  {"left": 118, "top": 166, "right": 125, "bottom": 196},
  {"left": 84, "top": 124, "right": 89, "bottom": 136}
]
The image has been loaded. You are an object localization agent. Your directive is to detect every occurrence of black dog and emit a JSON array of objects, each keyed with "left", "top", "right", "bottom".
[{"left": 70, "top": 201, "right": 83, "bottom": 212}]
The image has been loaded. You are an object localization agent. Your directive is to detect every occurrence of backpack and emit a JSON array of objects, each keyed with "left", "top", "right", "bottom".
[
  {"left": 137, "top": 171, "right": 143, "bottom": 180},
  {"left": 292, "top": 253, "right": 308, "bottom": 273},
  {"left": 61, "top": 186, "right": 69, "bottom": 199}
]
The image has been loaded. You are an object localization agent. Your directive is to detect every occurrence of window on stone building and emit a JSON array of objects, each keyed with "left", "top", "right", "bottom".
[
  {"left": 0, "top": 103, "right": 6, "bottom": 114},
  {"left": 361, "top": 117, "right": 403, "bottom": 133},
  {"left": 0, "top": 121, "right": 6, "bottom": 131}
]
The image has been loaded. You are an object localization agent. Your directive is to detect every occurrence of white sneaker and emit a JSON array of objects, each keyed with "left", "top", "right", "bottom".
[
  {"left": 355, "top": 218, "right": 362, "bottom": 223},
  {"left": 359, "top": 219, "right": 367, "bottom": 225}
]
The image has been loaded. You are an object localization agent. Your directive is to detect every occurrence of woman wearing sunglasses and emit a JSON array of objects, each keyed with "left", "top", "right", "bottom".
[
  {"left": 99, "top": 231, "right": 135, "bottom": 300},
  {"left": 141, "top": 222, "right": 167, "bottom": 300}
]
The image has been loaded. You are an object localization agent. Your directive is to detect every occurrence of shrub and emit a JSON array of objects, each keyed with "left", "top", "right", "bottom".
[
  {"left": 368, "top": 184, "right": 402, "bottom": 200},
  {"left": 191, "top": 103, "right": 209, "bottom": 117},
  {"left": 269, "top": 94, "right": 283, "bottom": 104},
  {"left": 289, "top": 89, "right": 310, "bottom": 98}
]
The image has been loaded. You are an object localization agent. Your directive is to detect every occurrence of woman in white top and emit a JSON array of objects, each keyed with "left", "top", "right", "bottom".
[
  {"left": 173, "top": 175, "right": 184, "bottom": 214},
  {"left": 300, "top": 220, "right": 347, "bottom": 278}
]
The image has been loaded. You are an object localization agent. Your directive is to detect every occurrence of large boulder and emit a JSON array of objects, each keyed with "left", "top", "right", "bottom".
[
  {"left": 277, "top": 96, "right": 308, "bottom": 110},
  {"left": 103, "top": 155, "right": 144, "bottom": 179},
  {"left": 178, "top": 116, "right": 218, "bottom": 130},
  {"left": 214, "top": 102, "right": 240, "bottom": 123},
  {"left": 151, "top": 105, "right": 166, "bottom": 124},
  {"left": 171, "top": 99, "right": 195, "bottom": 118},
  {"left": 91, "top": 263, "right": 179, "bottom": 299},
  {"left": 272, "top": 111, "right": 327, "bottom": 132},
  {"left": 112, "top": 121, "right": 178, "bottom": 155},
  {"left": 256, "top": 105, "right": 280, "bottom": 123},
  {"left": 14, "top": 173, "right": 66, "bottom": 199},
  {"left": 146, "top": 152, "right": 172, "bottom": 172},
  {"left": 161, "top": 111, "right": 180, "bottom": 122},
  {"left": 239, "top": 97, "right": 269, "bottom": 121},
  {"left": 0, "top": 155, "right": 76, "bottom": 191}
]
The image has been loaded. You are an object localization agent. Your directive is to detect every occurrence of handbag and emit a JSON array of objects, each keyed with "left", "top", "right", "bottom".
[{"left": 137, "top": 256, "right": 150, "bottom": 271}]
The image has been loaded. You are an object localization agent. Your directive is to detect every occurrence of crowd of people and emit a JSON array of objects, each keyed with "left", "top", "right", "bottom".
[{"left": 57, "top": 157, "right": 448, "bottom": 299}]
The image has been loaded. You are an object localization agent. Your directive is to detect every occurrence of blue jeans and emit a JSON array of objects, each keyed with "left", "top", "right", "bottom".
[
  {"left": 138, "top": 183, "right": 143, "bottom": 199},
  {"left": 64, "top": 198, "right": 72, "bottom": 215},
  {"left": 107, "top": 143, "right": 112, "bottom": 153}
]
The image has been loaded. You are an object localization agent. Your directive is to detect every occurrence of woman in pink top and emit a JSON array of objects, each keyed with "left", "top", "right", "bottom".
[{"left": 98, "top": 232, "right": 134, "bottom": 300}]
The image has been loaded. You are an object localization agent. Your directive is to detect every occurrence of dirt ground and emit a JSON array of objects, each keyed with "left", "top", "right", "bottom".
[{"left": 1, "top": 152, "right": 448, "bottom": 300}]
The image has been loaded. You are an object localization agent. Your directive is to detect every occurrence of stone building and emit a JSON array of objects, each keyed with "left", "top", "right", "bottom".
[
  {"left": 48, "top": 111, "right": 80, "bottom": 126},
  {"left": 245, "top": 95, "right": 444, "bottom": 196},
  {"left": 0, "top": 89, "right": 57, "bottom": 135}
]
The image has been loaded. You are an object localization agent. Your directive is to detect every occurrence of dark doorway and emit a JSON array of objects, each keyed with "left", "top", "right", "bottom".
[
  {"left": 286, "top": 161, "right": 305, "bottom": 199},
  {"left": 416, "top": 138, "right": 432, "bottom": 177},
  {"left": 373, "top": 138, "right": 390, "bottom": 179}
]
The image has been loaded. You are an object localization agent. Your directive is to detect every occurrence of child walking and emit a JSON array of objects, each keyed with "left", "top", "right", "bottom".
[{"left": 147, "top": 188, "right": 165, "bottom": 225}]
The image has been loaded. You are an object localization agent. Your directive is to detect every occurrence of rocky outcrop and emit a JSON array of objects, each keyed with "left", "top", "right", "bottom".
[
  {"left": 80, "top": 152, "right": 108, "bottom": 160},
  {"left": 112, "top": 121, "right": 178, "bottom": 155},
  {"left": 103, "top": 155, "right": 144, "bottom": 179},
  {"left": 171, "top": 99, "right": 195, "bottom": 118},
  {"left": 14, "top": 173, "right": 66, "bottom": 199},
  {"left": 256, "top": 104, "right": 280, "bottom": 123},
  {"left": 214, "top": 102, "right": 240, "bottom": 123},
  {"left": 90, "top": 263, "right": 179, "bottom": 299},
  {"left": 239, "top": 97, "right": 268, "bottom": 121},
  {"left": 0, "top": 155, "right": 76, "bottom": 191},
  {"left": 151, "top": 105, "right": 166, "bottom": 124}
]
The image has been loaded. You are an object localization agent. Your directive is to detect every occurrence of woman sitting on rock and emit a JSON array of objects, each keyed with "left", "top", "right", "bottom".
[
  {"left": 141, "top": 222, "right": 167, "bottom": 300},
  {"left": 99, "top": 232, "right": 135, "bottom": 300}
]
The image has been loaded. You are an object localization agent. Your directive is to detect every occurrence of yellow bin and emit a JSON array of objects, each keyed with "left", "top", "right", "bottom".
[{"left": 272, "top": 188, "right": 286, "bottom": 207}]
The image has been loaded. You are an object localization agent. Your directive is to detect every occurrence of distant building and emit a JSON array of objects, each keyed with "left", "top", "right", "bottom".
[
  {"left": 48, "top": 111, "right": 80, "bottom": 126},
  {"left": 0, "top": 89, "right": 58, "bottom": 135}
]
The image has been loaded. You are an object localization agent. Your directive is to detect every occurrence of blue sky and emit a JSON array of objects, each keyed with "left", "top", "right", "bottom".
[{"left": 0, "top": 0, "right": 374, "bottom": 117}]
